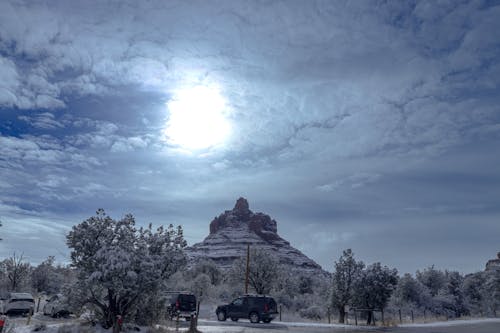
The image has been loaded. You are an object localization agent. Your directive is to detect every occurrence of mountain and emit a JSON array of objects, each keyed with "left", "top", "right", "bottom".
[
  {"left": 186, "top": 197, "right": 328, "bottom": 277},
  {"left": 485, "top": 252, "right": 500, "bottom": 271}
]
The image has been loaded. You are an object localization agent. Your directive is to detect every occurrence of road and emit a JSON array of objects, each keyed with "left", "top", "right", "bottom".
[
  {"left": 3, "top": 313, "right": 499, "bottom": 333},
  {"left": 196, "top": 319, "right": 500, "bottom": 333}
]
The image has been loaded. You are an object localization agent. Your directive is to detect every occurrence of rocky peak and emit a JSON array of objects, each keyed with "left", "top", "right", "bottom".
[
  {"left": 209, "top": 197, "right": 277, "bottom": 239},
  {"left": 485, "top": 252, "right": 500, "bottom": 271},
  {"left": 233, "top": 197, "right": 251, "bottom": 221},
  {"left": 189, "top": 197, "right": 327, "bottom": 277},
  {"left": 234, "top": 197, "right": 249, "bottom": 213}
]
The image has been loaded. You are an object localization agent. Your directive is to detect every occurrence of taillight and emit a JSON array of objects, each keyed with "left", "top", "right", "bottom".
[
  {"left": 264, "top": 303, "right": 269, "bottom": 312},
  {"left": 176, "top": 300, "right": 180, "bottom": 309}
]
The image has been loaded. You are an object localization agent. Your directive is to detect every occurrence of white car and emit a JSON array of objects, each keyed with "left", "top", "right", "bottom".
[
  {"left": 43, "top": 294, "right": 71, "bottom": 318},
  {"left": 2, "top": 293, "right": 35, "bottom": 315}
]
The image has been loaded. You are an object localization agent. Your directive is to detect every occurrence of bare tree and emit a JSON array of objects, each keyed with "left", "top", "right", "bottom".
[
  {"left": 2, "top": 252, "right": 31, "bottom": 291},
  {"left": 229, "top": 247, "right": 280, "bottom": 295}
]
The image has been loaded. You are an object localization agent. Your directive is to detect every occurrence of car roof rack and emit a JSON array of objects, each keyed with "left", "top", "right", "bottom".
[{"left": 163, "top": 291, "right": 193, "bottom": 295}]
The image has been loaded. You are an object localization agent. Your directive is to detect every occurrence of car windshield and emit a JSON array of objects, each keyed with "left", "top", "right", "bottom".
[
  {"left": 9, "top": 298, "right": 34, "bottom": 303},
  {"left": 179, "top": 294, "right": 195, "bottom": 303}
]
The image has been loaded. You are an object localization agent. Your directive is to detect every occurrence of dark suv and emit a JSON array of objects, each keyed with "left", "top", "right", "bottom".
[
  {"left": 216, "top": 295, "right": 278, "bottom": 323},
  {"left": 166, "top": 293, "right": 197, "bottom": 320}
]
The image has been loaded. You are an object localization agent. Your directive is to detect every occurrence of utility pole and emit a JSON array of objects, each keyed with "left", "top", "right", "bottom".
[{"left": 245, "top": 243, "right": 250, "bottom": 294}]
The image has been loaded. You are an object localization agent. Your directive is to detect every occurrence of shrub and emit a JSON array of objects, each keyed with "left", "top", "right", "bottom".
[{"left": 299, "top": 305, "right": 324, "bottom": 320}]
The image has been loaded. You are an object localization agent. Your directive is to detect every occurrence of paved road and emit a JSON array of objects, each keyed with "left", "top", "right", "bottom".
[
  {"left": 196, "top": 319, "right": 500, "bottom": 333},
  {"left": 4, "top": 313, "right": 499, "bottom": 333}
]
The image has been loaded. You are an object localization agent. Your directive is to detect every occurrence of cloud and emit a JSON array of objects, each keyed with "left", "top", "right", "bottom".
[
  {"left": 0, "top": 1, "right": 499, "bottom": 273},
  {"left": 18, "top": 112, "right": 64, "bottom": 129}
]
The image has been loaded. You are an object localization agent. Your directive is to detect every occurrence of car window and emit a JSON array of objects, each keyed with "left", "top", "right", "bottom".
[
  {"left": 232, "top": 298, "right": 243, "bottom": 306},
  {"left": 179, "top": 294, "right": 196, "bottom": 303}
]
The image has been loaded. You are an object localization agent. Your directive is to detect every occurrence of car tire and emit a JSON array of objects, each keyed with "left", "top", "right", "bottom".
[
  {"left": 263, "top": 318, "right": 272, "bottom": 323},
  {"left": 249, "top": 312, "right": 260, "bottom": 324},
  {"left": 217, "top": 311, "right": 226, "bottom": 321},
  {"left": 230, "top": 317, "right": 238, "bottom": 322}
]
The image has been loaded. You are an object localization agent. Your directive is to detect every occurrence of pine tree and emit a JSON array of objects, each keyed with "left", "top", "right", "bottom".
[{"left": 331, "top": 249, "right": 364, "bottom": 324}]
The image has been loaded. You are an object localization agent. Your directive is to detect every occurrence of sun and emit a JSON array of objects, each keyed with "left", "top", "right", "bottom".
[{"left": 164, "top": 85, "right": 231, "bottom": 151}]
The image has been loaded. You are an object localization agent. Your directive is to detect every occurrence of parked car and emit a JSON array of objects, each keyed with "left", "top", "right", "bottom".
[
  {"left": 216, "top": 294, "right": 278, "bottom": 323},
  {"left": 1, "top": 293, "right": 35, "bottom": 315},
  {"left": 166, "top": 293, "right": 197, "bottom": 321},
  {"left": 43, "top": 294, "right": 71, "bottom": 318}
]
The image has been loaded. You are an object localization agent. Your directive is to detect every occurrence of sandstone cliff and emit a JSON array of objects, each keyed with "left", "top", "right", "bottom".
[{"left": 186, "top": 197, "right": 327, "bottom": 276}]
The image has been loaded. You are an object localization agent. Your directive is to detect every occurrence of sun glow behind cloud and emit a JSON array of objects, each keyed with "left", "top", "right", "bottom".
[{"left": 164, "top": 85, "right": 231, "bottom": 151}]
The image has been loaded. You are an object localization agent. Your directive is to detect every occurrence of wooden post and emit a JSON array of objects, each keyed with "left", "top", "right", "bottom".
[
  {"left": 279, "top": 305, "right": 282, "bottom": 321},
  {"left": 245, "top": 244, "right": 250, "bottom": 294},
  {"left": 381, "top": 309, "right": 384, "bottom": 326},
  {"left": 398, "top": 309, "right": 402, "bottom": 324},
  {"left": 36, "top": 297, "right": 41, "bottom": 313},
  {"left": 26, "top": 308, "right": 33, "bottom": 325},
  {"left": 424, "top": 309, "right": 426, "bottom": 321},
  {"left": 327, "top": 307, "right": 331, "bottom": 324},
  {"left": 354, "top": 309, "right": 358, "bottom": 326},
  {"left": 411, "top": 310, "right": 414, "bottom": 323}
]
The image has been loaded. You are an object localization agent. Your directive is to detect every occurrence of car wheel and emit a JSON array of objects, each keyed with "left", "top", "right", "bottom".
[
  {"left": 230, "top": 317, "right": 238, "bottom": 322},
  {"left": 217, "top": 311, "right": 226, "bottom": 321},
  {"left": 249, "top": 312, "right": 260, "bottom": 323},
  {"left": 263, "top": 318, "right": 272, "bottom": 323}
]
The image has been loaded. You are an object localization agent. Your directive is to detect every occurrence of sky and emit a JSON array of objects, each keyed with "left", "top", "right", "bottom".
[{"left": 0, "top": 0, "right": 499, "bottom": 275}]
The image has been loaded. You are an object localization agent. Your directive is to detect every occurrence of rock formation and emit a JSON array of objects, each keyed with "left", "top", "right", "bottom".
[
  {"left": 485, "top": 252, "right": 500, "bottom": 271},
  {"left": 186, "top": 197, "right": 327, "bottom": 276}
]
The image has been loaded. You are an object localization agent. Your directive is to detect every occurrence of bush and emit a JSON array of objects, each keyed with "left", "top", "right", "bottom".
[{"left": 299, "top": 305, "right": 324, "bottom": 320}]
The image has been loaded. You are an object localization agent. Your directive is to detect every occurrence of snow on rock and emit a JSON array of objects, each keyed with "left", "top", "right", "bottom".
[
  {"left": 186, "top": 197, "right": 328, "bottom": 277},
  {"left": 485, "top": 252, "right": 500, "bottom": 271}
]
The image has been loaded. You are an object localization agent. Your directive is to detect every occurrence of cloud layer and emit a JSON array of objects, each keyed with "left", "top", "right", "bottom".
[{"left": 0, "top": 0, "right": 499, "bottom": 272}]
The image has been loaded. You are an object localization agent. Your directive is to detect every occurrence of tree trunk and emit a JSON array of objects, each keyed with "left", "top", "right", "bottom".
[
  {"left": 338, "top": 307, "right": 346, "bottom": 324},
  {"left": 366, "top": 311, "right": 372, "bottom": 325}
]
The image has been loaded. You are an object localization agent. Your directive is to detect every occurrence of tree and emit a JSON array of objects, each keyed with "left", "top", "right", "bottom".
[
  {"left": 189, "top": 258, "right": 222, "bottom": 285},
  {"left": 229, "top": 247, "right": 280, "bottom": 295},
  {"left": 443, "top": 271, "right": 467, "bottom": 317},
  {"left": 393, "top": 273, "right": 429, "bottom": 309},
  {"left": 31, "top": 256, "right": 66, "bottom": 295},
  {"left": 463, "top": 272, "right": 485, "bottom": 315},
  {"left": 66, "top": 209, "right": 186, "bottom": 330},
  {"left": 353, "top": 262, "right": 398, "bottom": 325},
  {"left": 1, "top": 253, "right": 31, "bottom": 291},
  {"left": 483, "top": 268, "right": 500, "bottom": 316},
  {"left": 331, "top": 249, "right": 364, "bottom": 324},
  {"left": 416, "top": 265, "right": 446, "bottom": 297}
]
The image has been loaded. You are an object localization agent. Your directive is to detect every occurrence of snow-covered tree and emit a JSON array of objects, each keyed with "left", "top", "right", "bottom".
[
  {"left": 31, "top": 256, "right": 66, "bottom": 295},
  {"left": 392, "top": 273, "right": 429, "bottom": 309},
  {"left": 191, "top": 273, "right": 212, "bottom": 301},
  {"left": 229, "top": 247, "right": 280, "bottom": 295},
  {"left": 1, "top": 253, "right": 31, "bottom": 291},
  {"left": 416, "top": 265, "right": 446, "bottom": 297},
  {"left": 352, "top": 262, "right": 398, "bottom": 325},
  {"left": 483, "top": 268, "right": 500, "bottom": 316},
  {"left": 331, "top": 249, "right": 364, "bottom": 323},
  {"left": 463, "top": 272, "right": 486, "bottom": 315},
  {"left": 188, "top": 258, "right": 222, "bottom": 285},
  {"left": 443, "top": 271, "right": 467, "bottom": 317},
  {"left": 66, "top": 209, "right": 186, "bottom": 329}
]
